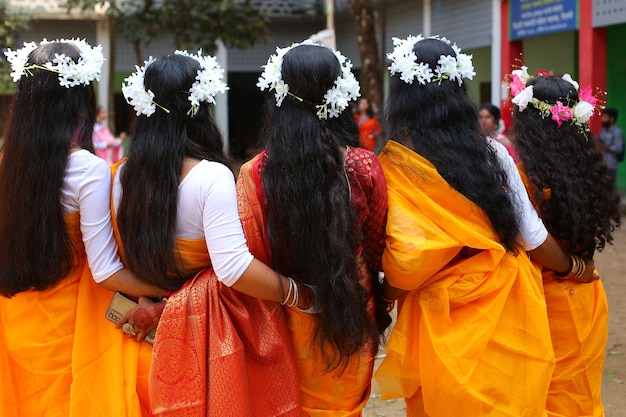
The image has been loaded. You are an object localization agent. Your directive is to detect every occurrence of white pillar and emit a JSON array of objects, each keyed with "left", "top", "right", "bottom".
[
  {"left": 95, "top": 18, "right": 110, "bottom": 113},
  {"left": 491, "top": 0, "right": 502, "bottom": 105},
  {"left": 423, "top": 0, "right": 431, "bottom": 37},
  {"left": 215, "top": 40, "right": 229, "bottom": 153}
]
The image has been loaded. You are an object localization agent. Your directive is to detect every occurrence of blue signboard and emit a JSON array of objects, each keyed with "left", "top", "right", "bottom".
[{"left": 510, "top": 0, "right": 578, "bottom": 40}]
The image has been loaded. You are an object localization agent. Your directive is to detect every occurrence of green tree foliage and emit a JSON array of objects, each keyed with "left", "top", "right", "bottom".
[
  {"left": 162, "top": 0, "right": 268, "bottom": 51},
  {"left": 65, "top": 0, "right": 268, "bottom": 63},
  {"left": 0, "top": 3, "right": 30, "bottom": 92}
]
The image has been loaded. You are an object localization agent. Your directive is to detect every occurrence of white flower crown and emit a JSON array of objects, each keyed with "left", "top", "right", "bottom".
[
  {"left": 257, "top": 41, "right": 360, "bottom": 120},
  {"left": 387, "top": 34, "right": 476, "bottom": 86},
  {"left": 122, "top": 49, "right": 228, "bottom": 117},
  {"left": 5, "top": 38, "right": 104, "bottom": 88},
  {"left": 509, "top": 66, "right": 601, "bottom": 128}
]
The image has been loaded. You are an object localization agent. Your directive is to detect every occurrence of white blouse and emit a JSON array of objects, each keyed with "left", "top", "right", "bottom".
[
  {"left": 113, "top": 160, "right": 253, "bottom": 287},
  {"left": 61, "top": 150, "right": 124, "bottom": 283},
  {"left": 488, "top": 138, "right": 548, "bottom": 251}
]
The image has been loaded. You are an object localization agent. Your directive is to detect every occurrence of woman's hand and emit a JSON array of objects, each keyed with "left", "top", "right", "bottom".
[
  {"left": 570, "top": 259, "right": 600, "bottom": 283},
  {"left": 115, "top": 296, "right": 166, "bottom": 342}
]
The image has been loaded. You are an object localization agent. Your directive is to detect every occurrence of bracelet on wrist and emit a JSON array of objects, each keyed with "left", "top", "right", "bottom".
[
  {"left": 558, "top": 254, "right": 585, "bottom": 280},
  {"left": 281, "top": 277, "right": 299, "bottom": 307}
]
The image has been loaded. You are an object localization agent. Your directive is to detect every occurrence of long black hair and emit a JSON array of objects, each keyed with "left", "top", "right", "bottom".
[
  {"left": 117, "top": 54, "right": 229, "bottom": 291},
  {"left": 0, "top": 42, "right": 96, "bottom": 297},
  {"left": 385, "top": 37, "right": 521, "bottom": 253},
  {"left": 261, "top": 44, "right": 377, "bottom": 370},
  {"left": 511, "top": 75, "right": 621, "bottom": 257}
]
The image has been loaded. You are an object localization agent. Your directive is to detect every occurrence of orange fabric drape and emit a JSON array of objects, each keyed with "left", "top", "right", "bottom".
[
  {"left": 355, "top": 116, "right": 382, "bottom": 152},
  {"left": 518, "top": 164, "right": 608, "bottom": 417},
  {"left": 0, "top": 212, "right": 149, "bottom": 417},
  {"left": 110, "top": 160, "right": 301, "bottom": 417},
  {"left": 237, "top": 155, "right": 377, "bottom": 417},
  {"left": 374, "top": 141, "right": 555, "bottom": 417},
  {"left": 148, "top": 262, "right": 301, "bottom": 417}
]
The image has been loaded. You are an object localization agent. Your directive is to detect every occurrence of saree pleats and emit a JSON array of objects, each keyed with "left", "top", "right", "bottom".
[{"left": 375, "top": 142, "right": 555, "bottom": 417}]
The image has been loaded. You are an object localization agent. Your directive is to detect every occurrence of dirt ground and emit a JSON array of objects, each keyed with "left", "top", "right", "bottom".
[{"left": 364, "top": 224, "right": 626, "bottom": 417}]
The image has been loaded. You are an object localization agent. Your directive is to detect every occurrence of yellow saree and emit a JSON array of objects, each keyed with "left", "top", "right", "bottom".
[
  {"left": 375, "top": 141, "right": 555, "bottom": 417},
  {"left": 0, "top": 212, "right": 149, "bottom": 417},
  {"left": 518, "top": 164, "right": 608, "bottom": 417}
]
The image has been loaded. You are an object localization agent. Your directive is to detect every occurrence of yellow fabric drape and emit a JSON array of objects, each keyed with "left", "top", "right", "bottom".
[
  {"left": 518, "top": 164, "right": 608, "bottom": 417},
  {"left": 0, "top": 212, "right": 149, "bottom": 417},
  {"left": 375, "top": 141, "right": 555, "bottom": 417},
  {"left": 237, "top": 156, "right": 376, "bottom": 417}
]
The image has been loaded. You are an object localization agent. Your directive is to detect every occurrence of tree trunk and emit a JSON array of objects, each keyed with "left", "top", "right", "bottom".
[{"left": 348, "top": 0, "right": 383, "bottom": 119}]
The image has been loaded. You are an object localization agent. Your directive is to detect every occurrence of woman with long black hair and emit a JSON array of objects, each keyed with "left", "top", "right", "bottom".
[
  {"left": 374, "top": 35, "right": 596, "bottom": 416},
  {"left": 237, "top": 42, "right": 389, "bottom": 415},
  {"left": 115, "top": 51, "right": 302, "bottom": 416},
  {"left": 510, "top": 71, "right": 620, "bottom": 416},
  {"left": 0, "top": 39, "right": 164, "bottom": 416}
]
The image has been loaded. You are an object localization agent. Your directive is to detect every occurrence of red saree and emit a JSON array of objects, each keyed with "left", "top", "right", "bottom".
[
  {"left": 236, "top": 147, "right": 387, "bottom": 416},
  {"left": 109, "top": 160, "right": 301, "bottom": 417}
]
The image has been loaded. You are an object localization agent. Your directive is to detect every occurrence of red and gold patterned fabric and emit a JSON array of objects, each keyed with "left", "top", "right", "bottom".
[
  {"left": 374, "top": 141, "right": 555, "bottom": 417},
  {"left": 236, "top": 146, "right": 387, "bottom": 416},
  {"left": 109, "top": 160, "right": 301, "bottom": 417},
  {"left": 518, "top": 164, "right": 608, "bottom": 417}
]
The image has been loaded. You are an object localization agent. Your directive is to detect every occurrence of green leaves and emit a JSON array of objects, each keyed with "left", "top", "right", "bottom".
[
  {"left": 66, "top": 0, "right": 268, "bottom": 57},
  {"left": 0, "top": 3, "right": 30, "bottom": 92}
]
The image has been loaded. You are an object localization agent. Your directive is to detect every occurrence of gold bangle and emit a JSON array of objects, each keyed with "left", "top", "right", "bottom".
[{"left": 563, "top": 255, "right": 585, "bottom": 280}]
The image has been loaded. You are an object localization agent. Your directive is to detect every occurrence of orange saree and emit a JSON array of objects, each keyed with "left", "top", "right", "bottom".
[
  {"left": 518, "top": 164, "right": 608, "bottom": 417},
  {"left": 0, "top": 213, "right": 150, "bottom": 417},
  {"left": 374, "top": 141, "right": 555, "bottom": 417},
  {"left": 109, "top": 160, "right": 301, "bottom": 417},
  {"left": 236, "top": 148, "right": 386, "bottom": 417}
]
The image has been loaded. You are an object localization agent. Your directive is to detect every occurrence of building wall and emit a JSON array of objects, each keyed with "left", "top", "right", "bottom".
[
  {"left": 228, "top": 19, "right": 325, "bottom": 72},
  {"left": 335, "top": 0, "right": 493, "bottom": 107},
  {"left": 520, "top": 31, "right": 577, "bottom": 77},
  {"left": 336, "top": 0, "right": 493, "bottom": 68},
  {"left": 15, "top": 19, "right": 97, "bottom": 42},
  {"left": 8, "top": 0, "right": 71, "bottom": 14},
  {"left": 431, "top": 0, "right": 492, "bottom": 49},
  {"left": 467, "top": 46, "right": 492, "bottom": 105}
]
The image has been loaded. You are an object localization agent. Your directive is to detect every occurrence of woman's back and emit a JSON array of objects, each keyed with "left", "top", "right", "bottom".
[
  {"left": 375, "top": 35, "right": 557, "bottom": 417},
  {"left": 0, "top": 39, "right": 154, "bottom": 417},
  {"left": 248, "top": 41, "right": 387, "bottom": 415}
]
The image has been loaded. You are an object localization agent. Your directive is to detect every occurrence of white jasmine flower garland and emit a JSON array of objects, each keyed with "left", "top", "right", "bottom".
[
  {"left": 121, "top": 50, "right": 228, "bottom": 117},
  {"left": 387, "top": 34, "right": 476, "bottom": 86},
  {"left": 509, "top": 67, "right": 601, "bottom": 129},
  {"left": 175, "top": 50, "right": 228, "bottom": 116},
  {"left": 122, "top": 57, "right": 158, "bottom": 117},
  {"left": 257, "top": 41, "right": 360, "bottom": 120},
  {"left": 6, "top": 38, "right": 104, "bottom": 87}
]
